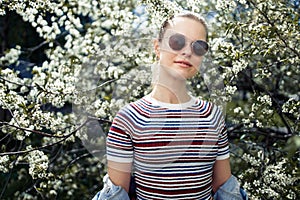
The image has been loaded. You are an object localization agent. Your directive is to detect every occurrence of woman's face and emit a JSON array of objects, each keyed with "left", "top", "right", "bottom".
[{"left": 155, "top": 17, "right": 207, "bottom": 80}]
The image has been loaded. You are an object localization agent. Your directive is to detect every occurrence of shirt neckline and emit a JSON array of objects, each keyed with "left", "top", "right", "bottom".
[{"left": 144, "top": 94, "right": 197, "bottom": 109}]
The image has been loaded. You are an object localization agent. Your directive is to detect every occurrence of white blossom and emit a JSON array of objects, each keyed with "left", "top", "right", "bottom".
[
  {"left": 0, "top": 45, "right": 21, "bottom": 66},
  {"left": 0, "top": 155, "right": 10, "bottom": 173},
  {"left": 232, "top": 59, "right": 248, "bottom": 75},
  {"left": 26, "top": 150, "right": 49, "bottom": 179},
  {"left": 257, "top": 95, "right": 272, "bottom": 106},
  {"left": 225, "top": 85, "right": 237, "bottom": 95},
  {"left": 215, "top": 0, "right": 237, "bottom": 12}
]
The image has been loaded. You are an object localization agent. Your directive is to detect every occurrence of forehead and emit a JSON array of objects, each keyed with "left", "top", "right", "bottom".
[{"left": 167, "top": 17, "right": 206, "bottom": 40}]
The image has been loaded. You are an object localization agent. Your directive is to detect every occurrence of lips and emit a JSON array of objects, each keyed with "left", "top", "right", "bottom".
[{"left": 174, "top": 60, "right": 192, "bottom": 68}]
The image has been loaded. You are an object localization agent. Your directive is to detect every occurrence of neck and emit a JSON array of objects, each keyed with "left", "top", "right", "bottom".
[
  {"left": 150, "top": 81, "right": 190, "bottom": 104},
  {"left": 150, "top": 63, "right": 193, "bottom": 104}
]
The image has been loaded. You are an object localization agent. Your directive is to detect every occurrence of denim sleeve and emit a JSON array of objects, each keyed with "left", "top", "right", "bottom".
[
  {"left": 213, "top": 175, "right": 248, "bottom": 200},
  {"left": 92, "top": 174, "right": 130, "bottom": 200}
]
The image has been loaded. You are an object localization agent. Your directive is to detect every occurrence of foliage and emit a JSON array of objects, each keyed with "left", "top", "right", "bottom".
[{"left": 0, "top": 0, "right": 299, "bottom": 199}]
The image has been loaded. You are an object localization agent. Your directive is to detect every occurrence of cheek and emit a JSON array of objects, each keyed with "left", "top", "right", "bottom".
[
  {"left": 191, "top": 57, "right": 204, "bottom": 68},
  {"left": 159, "top": 52, "right": 175, "bottom": 64}
]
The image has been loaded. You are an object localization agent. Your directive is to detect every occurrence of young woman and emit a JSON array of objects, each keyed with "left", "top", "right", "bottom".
[{"left": 93, "top": 12, "right": 247, "bottom": 200}]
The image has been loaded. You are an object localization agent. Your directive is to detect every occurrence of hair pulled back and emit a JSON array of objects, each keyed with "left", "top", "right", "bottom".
[{"left": 158, "top": 12, "right": 208, "bottom": 42}]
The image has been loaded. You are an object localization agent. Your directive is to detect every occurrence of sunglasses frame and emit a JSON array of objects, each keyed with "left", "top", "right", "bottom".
[{"left": 162, "top": 30, "right": 209, "bottom": 57}]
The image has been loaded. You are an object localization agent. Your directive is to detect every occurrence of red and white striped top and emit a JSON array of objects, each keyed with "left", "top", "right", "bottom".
[{"left": 107, "top": 95, "right": 230, "bottom": 200}]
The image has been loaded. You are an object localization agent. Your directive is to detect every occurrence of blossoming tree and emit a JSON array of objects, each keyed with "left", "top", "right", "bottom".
[{"left": 0, "top": 0, "right": 299, "bottom": 199}]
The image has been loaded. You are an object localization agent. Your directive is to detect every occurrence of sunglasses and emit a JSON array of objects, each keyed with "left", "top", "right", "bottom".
[{"left": 166, "top": 32, "right": 209, "bottom": 56}]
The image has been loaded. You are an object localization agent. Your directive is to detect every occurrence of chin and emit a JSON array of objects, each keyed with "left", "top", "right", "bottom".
[
  {"left": 171, "top": 70, "right": 197, "bottom": 80},
  {"left": 178, "top": 68, "right": 198, "bottom": 79},
  {"left": 160, "top": 64, "right": 198, "bottom": 80}
]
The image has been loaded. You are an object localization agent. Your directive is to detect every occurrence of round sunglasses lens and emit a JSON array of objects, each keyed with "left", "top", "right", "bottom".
[
  {"left": 169, "top": 34, "right": 186, "bottom": 51},
  {"left": 193, "top": 40, "right": 208, "bottom": 56}
]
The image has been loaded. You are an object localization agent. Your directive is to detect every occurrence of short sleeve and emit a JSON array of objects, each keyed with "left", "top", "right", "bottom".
[
  {"left": 106, "top": 108, "right": 134, "bottom": 163},
  {"left": 216, "top": 108, "right": 230, "bottom": 160}
]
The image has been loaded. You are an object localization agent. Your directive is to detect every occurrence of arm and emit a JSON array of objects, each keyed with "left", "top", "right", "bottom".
[
  {"left": 212, "top": 158, "right": 231, "bottom": 193},
  {"left": 92, "top": 161, "right": 132, "bottom": 200},
  {"left": 107, "top": 160, "right": 132, "bottom": 193},
  {"left": 212, "top": 159, "right": 247, "bottom": 200}
]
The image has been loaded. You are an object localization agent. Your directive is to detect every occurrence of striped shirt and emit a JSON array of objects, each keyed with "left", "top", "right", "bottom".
[{"left": 107, "top": 95, "right": 230, "bottom": 200}]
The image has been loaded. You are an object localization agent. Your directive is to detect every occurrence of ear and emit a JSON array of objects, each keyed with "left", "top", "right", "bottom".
[{"left": 153, "top": 39, "right": 160, "bottom": 60}]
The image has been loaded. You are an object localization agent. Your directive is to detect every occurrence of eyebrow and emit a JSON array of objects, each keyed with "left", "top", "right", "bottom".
[{"left": 165, "top": 29, "right": 203, "bottom": 41}]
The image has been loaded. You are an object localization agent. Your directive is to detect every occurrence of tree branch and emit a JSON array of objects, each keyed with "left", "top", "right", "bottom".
[
  {"left": 0, "top": 118, "right": 89, "bottom": 156},
  {"left": 241, "top": 71, "right": 293, "bottom": 134},
  {"left": 248, "top": 0, "right": 300, "bottom": 58},
  {"left": 0, "top": 122, "right": 66, "bottom": 138},
  {"left": 0, "top": 76, "right": 32, "bottom": 88}
]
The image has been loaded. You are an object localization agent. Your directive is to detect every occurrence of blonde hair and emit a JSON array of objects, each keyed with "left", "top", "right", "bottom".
[{"left": 158, "top": 12, "right": 208, "bottom": 42}]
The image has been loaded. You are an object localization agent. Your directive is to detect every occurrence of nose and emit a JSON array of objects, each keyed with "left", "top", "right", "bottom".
[{"left": 180, "top": 43, "right": 192, "bottom": 57}]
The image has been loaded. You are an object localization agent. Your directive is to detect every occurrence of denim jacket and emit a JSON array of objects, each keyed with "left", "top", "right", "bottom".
[
  {"left": 92, "top": 174, "right": 248, "bottom": 200},
  {"left": 92, "top": 174, "right": 130, "bottom": 200},
  {"left": 213, "top": 175, "right": 248, "bottom": 200}
]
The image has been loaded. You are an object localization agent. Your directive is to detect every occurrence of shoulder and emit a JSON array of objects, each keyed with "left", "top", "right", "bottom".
[
  {"left": 114, "top": 96, "right": 154, "bottom": 119},
  {"left": 193, "top": 97, "right": 225, "bottom": 118},
  {"left": 118, "top": 97, "right": 150, "bottom": 112}
]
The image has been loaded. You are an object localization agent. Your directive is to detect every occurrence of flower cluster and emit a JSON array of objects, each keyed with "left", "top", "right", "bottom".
[
  {"left": 215, "top": 0, "right": 237, "bottom": 13},
  {"left": 0, "top": 155, "right": 10, "bottom": 173},
  {"left": 26, "top": 149, "right": 50, "bottom": 179},
  {"left": 239, "top": 153, "right": 299, "bottom": 199},
  {"left": 94, "top": 99, "right": 110, "bottom": 119},
  {"left": 282, "top": 98, "right": 300, "bottom": 121},
  {"left": 0, "top": 45, "right": 21, "bottom": 66},
  {"left": 225, "top": 85, "right": 237, "bottom": 96}
]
